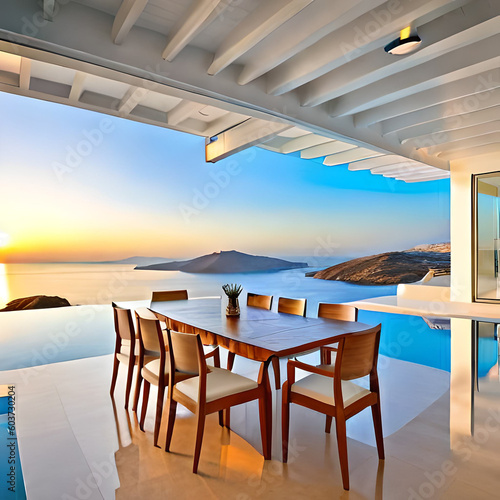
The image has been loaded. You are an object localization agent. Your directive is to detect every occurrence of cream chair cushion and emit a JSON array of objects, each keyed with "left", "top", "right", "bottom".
[
  {"left": 291, "top": 374, "right": 370, "bottom": 407},
  {"left": 142, "top": 358, "right": 170, "bottom": 385},
  {"left": 175, "top": 367, "right": 257, "bottom": 403}
]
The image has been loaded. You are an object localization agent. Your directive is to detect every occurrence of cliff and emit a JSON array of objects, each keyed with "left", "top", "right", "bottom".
[
  {"left": 136, "top": 250, "right": 308, "bottom": 273},
  {"left": 310, "top": 244, "right": 450, "bottom": 285},
  {"left": 1, "top": 295, "right": 71, "bottom": 311}
]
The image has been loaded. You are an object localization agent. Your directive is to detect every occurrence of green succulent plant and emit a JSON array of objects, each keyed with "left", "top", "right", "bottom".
[{"left": 222, "top": 283, "right": 243, "bottom": 298}]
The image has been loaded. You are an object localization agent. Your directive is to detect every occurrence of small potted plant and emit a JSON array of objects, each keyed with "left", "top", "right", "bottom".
[{"left": 222, "top": 283, "right": 242, "bottom": 317}]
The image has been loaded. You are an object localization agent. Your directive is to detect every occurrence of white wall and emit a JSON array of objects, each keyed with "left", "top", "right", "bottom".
[{"left": 450, "top": 152, "right": 500, "bottom": 302}]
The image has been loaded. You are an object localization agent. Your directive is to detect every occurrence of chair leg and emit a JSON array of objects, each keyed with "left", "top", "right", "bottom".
[
  {"left": 218, "top": 410, "right": 224, "bottom": 427},
  {"left": 271, "top": 356, "right": 281, "bottom": 390},
  {"left": 281, "top": 381, "right": 290, "bottom": 463},
  {"left": 224, "top": 408, "right": 230, "bottom": 429},
  {"left": 371, "top": 402, "right": 385, "bottom": 460},
  {"left": 164, "top": 396, "right": 177, "bottom": 452},
  {"left": 193, "top": 411, "right": 206, "bottom": 474},
  {"left": 227, "top": 351, "right": 236, "bottom": 371},
  {"left": 325, "top": 415, "right": 333, "bottom": 434},
  {"left": 154, "top": 383, "right": 166, "bottom": 448},
  {"left": 139, "top": 380, "right": 150, "bottom": 432},
  {"left": 335, "top": 415, "right": 350, "bottom": 491},
  {"left": 110, "top": 356, "right": 119, "bottom": 397},
  {"left": 132, "top": 368, "right": 143, "bottom": 413},
  {"left": 124, "top": 362, "right": 135, "bottom": 410},
  {"left": 213, "top": 347, "right": 221, "bottom": 368}
]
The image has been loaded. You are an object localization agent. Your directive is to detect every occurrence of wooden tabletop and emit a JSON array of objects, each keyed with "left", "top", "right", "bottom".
[{"left": 150, "top": 298, "right": 374, "bottom": 362}]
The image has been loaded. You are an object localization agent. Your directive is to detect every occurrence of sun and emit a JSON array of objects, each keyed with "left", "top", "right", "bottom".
[{"left": 0, "top": 232, "right": 10, "bottom": 248}]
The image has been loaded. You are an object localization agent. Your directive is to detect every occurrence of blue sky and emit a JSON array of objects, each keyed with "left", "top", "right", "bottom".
[{"left": 0, "top": 91, "right": 450, "bottom": 262}]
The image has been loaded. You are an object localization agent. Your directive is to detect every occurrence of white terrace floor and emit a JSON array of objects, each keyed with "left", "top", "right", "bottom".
[{"left": 1, "top": 306, "right": 500, "bottom": 499}]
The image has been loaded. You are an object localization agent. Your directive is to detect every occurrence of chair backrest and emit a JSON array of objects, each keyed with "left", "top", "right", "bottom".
[
  {"left": 247, "top": 293, "right": 273, "bottom": 310},
  {"left": 278, "top": 297, "right": 307, "bottom": 317},
  {"left": 337, "top": 325, "right": 382, "bottom": 381},
  {"left": 318, "top": 303, "right": 358, "bottom": 322},
  {"left": 166, "top": 330, "right": 205, "bottom": 377},
  {"left": 151, "top": 290, "right": 188, "bottom": 302},
  {"left": 112, "top": 302, "right": 134, "bottom": 341},
  {"left": 135, "top": 308, "right": 164, "bottom": 354}
]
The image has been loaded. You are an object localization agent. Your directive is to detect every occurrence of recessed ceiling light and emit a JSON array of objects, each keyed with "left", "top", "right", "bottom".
[{"left": 384, "top": 26, "right": 421, "bottom": 55}]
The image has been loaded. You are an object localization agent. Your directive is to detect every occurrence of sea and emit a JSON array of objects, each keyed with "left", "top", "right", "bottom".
[{"left": 0, "top": 259, "right": 453, "bottom": 372}]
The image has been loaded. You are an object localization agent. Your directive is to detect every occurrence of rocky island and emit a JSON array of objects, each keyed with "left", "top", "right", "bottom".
[
  {"left": 136, "top": 250, "right": 308, "bottom": 273},
  {"left": 308, "top": 243, "right": 450, "bottom": 285},
  {"left": 0, "top": 295, "right": 71, "bottom": 312}
]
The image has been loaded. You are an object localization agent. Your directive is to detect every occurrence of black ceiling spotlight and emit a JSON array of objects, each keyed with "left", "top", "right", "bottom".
[{"left": 384, "top": 27, "right": 421, "bottom": 55}]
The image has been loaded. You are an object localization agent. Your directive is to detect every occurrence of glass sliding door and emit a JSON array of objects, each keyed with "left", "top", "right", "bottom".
[{"left": 474, "top": 173, "right": 500, "bottom": 301}]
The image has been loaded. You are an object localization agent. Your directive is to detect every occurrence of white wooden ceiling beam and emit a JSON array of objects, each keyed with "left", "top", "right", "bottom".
[
  {"left": 112, "top": 0, "right": 149, "bottom": 45},
  {"left": 162, "top": 0, "right": 228, "bottom": 61},
  {"left": 323, "top": 147, "right": 383, "bottom": 167},
  {"left": 167, "top": 100, "right": 206, "bottom": 126},
  {"left": 409, "top": 121, "right": 500, "bottom": 151},
  {"left": 370, "top": 163, "right": 430, "bottom": 175},
  {"left": 278, "top": 133, "right": 331, "bottom": 154},
  {"left": 329, "top": 35, "right": 500, "bottom": 117},
  {"left": 237, "top": 0, "right": 386, "bottom": 85},
  {"left": 434, "top": 132, "right": 500, "bottom": 156},
  {"left": 266, "top": 0, "right": 464, "bottom": 96},
  {"left": 381, "top": 87, "right": 500, "bottom": 136},
  {"left": 300, "top": 140, "right": 356, "bottom": 159},
  {"left": 355, "top": 67, "right": 500, "bottom": 128},
  {"left": 208, "top": 0, "right": 313, "bottom": 76},
  {"left": 118, "top": 86, "right": 148, "bottom": 115},
  {"left": 202, "top": 113, "right": 250, "bottom": 138},
  {"left": 19, "top": 57, "right": 31, "bottom": 90},
  {"left": 68, "top": 71, "right": 86, "bottom": 102},
  {"left": 206, "top": 118, "right": 292, "bottom": 162},
  {"left": 397, "top": 106, "right": 500, "bottom": 144},
  {"left": 43, "top": 0, "right": 56, "bottom": 21},
  {"left": 396, "top": 172, "right": 450, "bottom": 183},
  {"left": 347, "top": 155, "right": 409, "bottom": 171},
  {"left": 438, "top": 143, "right": 500, "bottom": 161},
  {"left": 301, "top": 2, "right": 500, "bottom": 108}
]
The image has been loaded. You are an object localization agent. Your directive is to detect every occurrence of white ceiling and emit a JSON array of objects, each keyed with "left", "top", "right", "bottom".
[{"left": 1, "top": 0, "right": 494, "bottom": 181}]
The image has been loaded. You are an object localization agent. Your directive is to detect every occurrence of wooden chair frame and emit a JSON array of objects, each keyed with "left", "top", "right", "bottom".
[
  {"left": 110, "top": 303, "right": 137, "bottom": 410},
  {"left": 269, "top": 297, "right": 307, "bottom": 389},
  {"left": 318, "top": 303, "right": 358, "bottom": 364},
  {"left": 134, "top": 309, "right": 168, "bottom": 447},
  {"left": 164, "top": 330, "right": 271, "bottom": 473},
  {"left": 282, "top": 324, "right": 384, "bottom": 491}
]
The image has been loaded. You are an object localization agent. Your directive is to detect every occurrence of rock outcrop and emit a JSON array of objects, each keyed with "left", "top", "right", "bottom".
[
  {"left": 1, "top": 295, "right": 71, "bottom": 311},
  {"left": 136, "top": 250, "right": 308, "bottom": 273},
  {"left": 310, "top": 244, "right": 450, "bottom": 285}
]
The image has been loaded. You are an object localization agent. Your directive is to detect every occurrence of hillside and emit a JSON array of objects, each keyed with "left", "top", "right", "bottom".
[
  {"left": 310, "top": 243, "right": 450, "bottom": 285},
  {"left": 136, "top": 250, "right": 308, "bottom": 273}
]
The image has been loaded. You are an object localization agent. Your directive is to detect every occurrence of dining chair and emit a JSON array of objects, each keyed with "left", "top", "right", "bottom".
[
  {"left": 110, "top": 303, "right": 142, "bottom": 410},
  {"left": 151, "top": 289, "right": 189, "bottom": 332},
  {"left": 269, "top": 297, "right": 308, "bottom": 389},
  {"left": 134, "top": 308, "right": 170, "bottom": 447},
  {"left": 164, "top": 329, "right": 271, "bottom": 473},
  {"left": 277, "top": 297, "right": 307, "bottom": 316},
  {"left": 318, "top": 303, "right": 359, "bottom": 365},
  {"left": 227, "top": 293, "right": 273, "bottom": 371},
  {"left": 282, "top": 324, "right": 384, "bottom": 490}
]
